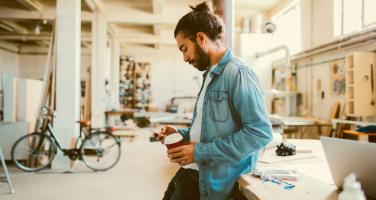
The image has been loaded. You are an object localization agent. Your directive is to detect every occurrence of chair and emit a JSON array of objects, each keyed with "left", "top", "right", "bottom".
[
  {"left": 0, "top": 146, "right": 15, "bottom": 194},
  {"left": 316, "top": 102, "right": 341, "bottom": 137}
]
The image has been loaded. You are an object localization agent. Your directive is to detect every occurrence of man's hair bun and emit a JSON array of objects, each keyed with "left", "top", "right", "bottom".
[
  {"left": 189, "top": 1, "right": 213, "bottom": 13},
  {"left": 174, "top": 1, "right": 224, "bottom": 42}
]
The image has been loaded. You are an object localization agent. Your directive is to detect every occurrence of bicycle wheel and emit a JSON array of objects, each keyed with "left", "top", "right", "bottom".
[
  {"left": 80, "top": 132, "right": 121, "bottom": 171},
  {"left": 11, "top": 132, "right": 56, "bottom": 172}
]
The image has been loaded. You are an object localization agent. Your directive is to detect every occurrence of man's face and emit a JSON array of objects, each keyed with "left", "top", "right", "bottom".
[{"left": 175, "top": 32, "right": 210, "bottom": 71}]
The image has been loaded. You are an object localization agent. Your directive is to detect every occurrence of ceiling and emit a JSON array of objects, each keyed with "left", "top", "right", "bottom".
[{"left": 0, "top": 0, "right": 284, "bottom": 53}]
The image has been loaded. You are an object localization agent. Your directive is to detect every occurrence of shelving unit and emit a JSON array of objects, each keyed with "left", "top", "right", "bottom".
[
  {"left": 270, "top": 63, "right": 299, "bottom": 116},
  {"left": 345, "top": 52, "right": 376, "bottom": 116},
  {"left": 119, "top": 56, "right": 152, "bottom": 111}
]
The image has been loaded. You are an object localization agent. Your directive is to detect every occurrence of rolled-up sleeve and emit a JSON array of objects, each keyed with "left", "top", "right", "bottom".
[{"left": 177, "top": 127, "right": 191, "bottom": 142}]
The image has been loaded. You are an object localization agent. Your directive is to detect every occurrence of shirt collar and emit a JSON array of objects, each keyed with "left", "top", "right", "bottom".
[{"left": 202, "top": 49, "right": 233, "bottom": 78}]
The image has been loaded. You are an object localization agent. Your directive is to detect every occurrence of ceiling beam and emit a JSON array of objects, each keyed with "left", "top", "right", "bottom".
[
  {"left": 18, "top": 46, "right": 92, "bottom": 55},
  {"left": 120, "top": 43, "right": 177, "bottom": 56},
  {"left": 16, "top": 0, "right": 43, "bottom": 12},
  {"left": 0, "top": 33, "right": 174, "bottom": 45},
  {"left": 84, "top": 0, "right": 97, "bottom": 12},
  {"left": 152, "top": 0, "right": 163, "bottom": 48},
  {"left": 152, "top": 25, "right": 162, "bottom": 48},
  {"left": 84, "top": 0, "right": 105, "bottom": 12},
  {"left": 0, "top": 5, "right": 178, "bottom": 25},
  {"left": 0, "top": 34, "right": 91, "bottom": 42},
  {"left": 152, "top": 0, "right": 163, "bottom": 14},
  {"left": 118, "top": 35, "right": 175, "bottom": 45},
  {"left": 81, "top": 41, "right": 91, "bottom": 48},
  {"left": 35, "top": 40, "right": 50, "bottom": 47},
  {"left": 105, "top": 5, "right": 179, "bottom": 25},
  {"left": 0, "top": 20, "right": 28, "bottom": 34},
  {"left": 0, "top": 7, "right": 93, "bottom": 21},
  {"left": 0, "top": 41, "right": 19, "bottom": 53}
]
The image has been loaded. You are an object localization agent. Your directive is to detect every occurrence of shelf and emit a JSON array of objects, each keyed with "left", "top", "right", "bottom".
[{"left": 119, "top": 56, "right": 151, "bottom": 111}]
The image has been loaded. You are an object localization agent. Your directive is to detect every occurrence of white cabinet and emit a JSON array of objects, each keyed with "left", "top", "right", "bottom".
[
  {"left": 17, "top": 79, "right": 43, "bottom": 132},
  {"left": 0, "top": 122, "right": 28, "bottom": 159},
  {"left": 345, "top": 52, "right": 376, "bottom": 116}
]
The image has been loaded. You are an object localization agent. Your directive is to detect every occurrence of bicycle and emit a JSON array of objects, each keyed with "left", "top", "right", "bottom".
[{"left": 11, "top": 107, "right": 122, "bottom": 172}]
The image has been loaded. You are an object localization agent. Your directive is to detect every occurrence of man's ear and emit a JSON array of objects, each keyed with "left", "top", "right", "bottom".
[{"left": 195, "top": 32, "right": 206, "bottom": 47}]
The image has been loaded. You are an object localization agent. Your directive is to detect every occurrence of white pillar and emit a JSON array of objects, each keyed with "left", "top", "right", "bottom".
[
  {"left": 224, "top": 0, "right": 234, "bottom": 50},
  {"left": 110, "top": 36, "right": 120, "bottom": 110},
  {"left": 53, "top": 0, "right": 81, "bottom": 169},
  {"left": 91, "top": 13, "right": 107, "bottom": 128},
  {"left": 213, "top": 0, "right": 234, "bottom": 50}
]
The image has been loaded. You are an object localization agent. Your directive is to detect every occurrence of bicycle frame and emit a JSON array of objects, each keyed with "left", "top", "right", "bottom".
[{"left": 40, "top": 117, "right": 86, "bottom": 154}]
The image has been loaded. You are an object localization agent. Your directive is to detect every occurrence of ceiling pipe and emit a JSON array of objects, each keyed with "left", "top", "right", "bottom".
[
  {"left": 255, "top": 45, "right": 291, "bottom": 68},
  {"left": 293, "top": 26, "right": 376, "bottom": 61},
  {"left": 255, "top": 45, "right": 292, "bottom": 116}
]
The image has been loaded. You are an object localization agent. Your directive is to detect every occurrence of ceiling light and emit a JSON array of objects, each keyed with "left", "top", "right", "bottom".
[{"left": 34, "top": 24, "right": 40, "bottom": 35}]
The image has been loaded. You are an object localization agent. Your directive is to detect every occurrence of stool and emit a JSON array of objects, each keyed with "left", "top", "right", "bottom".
[{"left": 0, "top": 146, "right": 15, "bottom": 194}]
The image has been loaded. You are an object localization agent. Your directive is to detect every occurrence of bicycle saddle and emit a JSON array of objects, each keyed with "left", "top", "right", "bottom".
[{"left": 76, "top": 120, "right": 91, "bottom": 127}]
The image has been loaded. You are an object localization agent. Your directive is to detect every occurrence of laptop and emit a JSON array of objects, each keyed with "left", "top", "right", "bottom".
[{"left": 320, "top": 137, "right": 376, "bottom": 199}]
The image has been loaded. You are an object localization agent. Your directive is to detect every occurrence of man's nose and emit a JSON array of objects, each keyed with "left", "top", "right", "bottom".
[{"left": 184, "top": 55, "right": 190, "bottom": 62}]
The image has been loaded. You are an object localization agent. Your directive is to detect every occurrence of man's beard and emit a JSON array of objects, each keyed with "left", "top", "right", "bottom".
[{"left": 190, "top": 43, "right": 210, "bottom": 71}]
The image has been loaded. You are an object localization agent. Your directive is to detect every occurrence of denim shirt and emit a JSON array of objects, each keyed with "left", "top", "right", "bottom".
[{"left": 177, "top": 49, "right": 273, "bottom": 200}]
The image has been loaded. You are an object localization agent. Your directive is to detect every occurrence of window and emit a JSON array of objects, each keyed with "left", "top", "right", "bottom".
[
  {"left": 343, "top": 0, "right": 362, "bottom": 34},
  {"left": 333, "top": 0, "right": 376, "bottom": 37},
  {"left": 272, "top": 2, "right": 301, "bottom": 54},
  {"left": 364, "top": 0, "right": 376, "bottom": 27}
]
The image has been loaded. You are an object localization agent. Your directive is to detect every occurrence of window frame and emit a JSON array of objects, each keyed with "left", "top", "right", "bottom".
[{"left": 336, "top": 0, "right": 376, "bottom": 37}]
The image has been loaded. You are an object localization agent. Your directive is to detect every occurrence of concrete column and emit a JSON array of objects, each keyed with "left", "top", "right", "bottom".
[
  {"left": 110, "top": 36, "right": 120, "bottom": 110},
  {"left": 213, "top": 0, "right": 234, "bottom": 50},
  {"left": 53, "top": 0, "right": 81, "bottom": 169},
  {"left": 91, "top": 13, "right": 107, "bottom": 128}
]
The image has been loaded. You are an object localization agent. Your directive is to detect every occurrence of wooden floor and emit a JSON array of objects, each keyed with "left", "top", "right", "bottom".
[{"left": 0, "top": 129, "right": 179, "bottom": 200}]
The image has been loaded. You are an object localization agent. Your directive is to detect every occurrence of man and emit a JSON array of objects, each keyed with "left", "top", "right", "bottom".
[{"left": 159, "top": 1, "right": 272, "bottom": 200}]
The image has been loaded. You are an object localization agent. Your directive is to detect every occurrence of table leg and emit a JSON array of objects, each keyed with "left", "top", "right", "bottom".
[{"left": 0, "top": 147, "right": 15, "bottom": 194}]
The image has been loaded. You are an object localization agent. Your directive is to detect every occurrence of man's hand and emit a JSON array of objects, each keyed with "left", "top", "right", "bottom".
[
  {"left": 154, "top": 125, "right": 178, "bottom": 143},
  {"left": 167, "top": 142, "right": 196, "bottom": 166}
]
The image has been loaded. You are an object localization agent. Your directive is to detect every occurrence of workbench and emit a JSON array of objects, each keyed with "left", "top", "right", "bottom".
[
  {"left": 238, "top": 139, "right": 338, "bottom": 200},
  {"left": 270, "top": 115, "right": 329, "bottom": 138}
]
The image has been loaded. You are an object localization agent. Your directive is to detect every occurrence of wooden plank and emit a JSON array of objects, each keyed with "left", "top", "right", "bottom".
[
  {"left": 83, "top": 66, "right": 91, "bottom": 121},
  {"left": 34, "top": 26, "right": 55, "bottom": 132}
]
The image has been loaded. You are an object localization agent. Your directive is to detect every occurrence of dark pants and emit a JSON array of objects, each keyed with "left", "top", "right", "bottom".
[{"left": 162, "top": 168, "right": 247, "bottom": 200}]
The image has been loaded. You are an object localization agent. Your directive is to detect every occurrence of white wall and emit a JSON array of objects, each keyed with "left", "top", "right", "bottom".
[
  {"left": 238, "top": 0, "right": 376, "bottom": 121},
  {"left": 19, "top": 54, "right": 91, "bottom": 80},
  {"left": 18, "top": 55, "right": 46, "bottom": 80},
  {"left": 123, "top": 46, "right": 202, "bottom": 111},
  {"left": 295, "top": 0, "right": 376, "bottom": 120},
  {"left": 0, "top": 49, "right": 19, "bottom": 78},
  {"left": 0, "top": 49, "right": 19, "bottom": 120},
  {"left": 311, "top": 0, "right": 334, "bottom": 46}
]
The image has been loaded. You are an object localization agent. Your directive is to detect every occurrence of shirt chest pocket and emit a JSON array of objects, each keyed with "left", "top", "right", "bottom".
[{"left": 208, "top": 92, "right": 229, "bottom": 122}]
